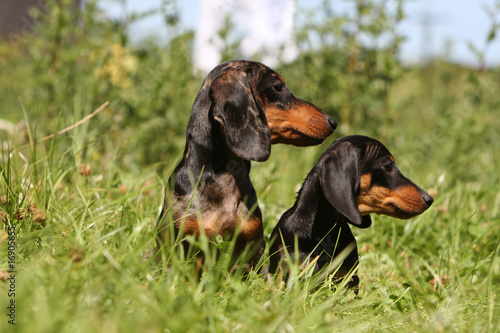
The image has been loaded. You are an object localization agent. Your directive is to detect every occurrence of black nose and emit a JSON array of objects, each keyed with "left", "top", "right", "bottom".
[
  {"left": 328, "top": 117, "right": 338, "bottom": 131},
  {"left": 422, "top": 193, "right": 434, "bottom": 207}
]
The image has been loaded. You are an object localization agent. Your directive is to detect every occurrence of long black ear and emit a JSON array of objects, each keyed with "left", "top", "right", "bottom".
[
  {"left": 210, "top": 71, "right": 271, "bottom": 162},
  {"left": 319, "top": 144, "right": 372, "bottom": 228}
]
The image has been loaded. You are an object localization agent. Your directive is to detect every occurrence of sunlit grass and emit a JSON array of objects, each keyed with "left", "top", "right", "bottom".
[{"left": 1, "top": 80, "right": 498, "bottom": 331}]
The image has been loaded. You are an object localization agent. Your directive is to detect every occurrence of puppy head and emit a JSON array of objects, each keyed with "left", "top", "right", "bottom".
[
  {"left": 320, "top": 135, "right": 433, "bottom": 227},
  {"left": 251, "top": 63, "right": 337, "bottom": 146},
  {"left": 208, "top": 62, "right": 271, "bottom": 162},
  {"left": 207, "top": 61, "right": 336, "bottom": 161}
]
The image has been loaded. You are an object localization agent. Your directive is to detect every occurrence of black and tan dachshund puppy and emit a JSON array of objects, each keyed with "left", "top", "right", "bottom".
[
  {"left": 156, "top": 60, "right": 337, "bottom": 263},
  {"left": 269, "top": 135, "right": 433, "bottom": 287}
]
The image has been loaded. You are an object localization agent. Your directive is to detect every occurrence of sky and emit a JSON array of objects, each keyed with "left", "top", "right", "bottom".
[{"left": 98, "top": 0, "right": 500, "bottom": 68}]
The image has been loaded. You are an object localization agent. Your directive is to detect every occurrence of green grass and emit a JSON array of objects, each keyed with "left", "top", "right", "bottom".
[
  {"left": 1, "top": 1, "right": 500, "bottom": 331},
  {"left": 1, "top": 79, "right": 499, "bottom": 331}
]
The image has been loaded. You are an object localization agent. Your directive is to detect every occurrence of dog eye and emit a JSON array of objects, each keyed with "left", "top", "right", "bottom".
[
  {"left": 383, "top": 162, "right": 393, "bottom": 172},
  {"left": 273, "top": 83, "right": 283, "bottom": 92}
]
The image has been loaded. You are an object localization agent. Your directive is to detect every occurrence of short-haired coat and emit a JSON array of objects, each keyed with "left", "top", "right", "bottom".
[
  {"left": 156, "top": 60, "right": 337, "bottom": 263},
  {"left": 269, "top": 135, "right": 433, "bottom": 287}
]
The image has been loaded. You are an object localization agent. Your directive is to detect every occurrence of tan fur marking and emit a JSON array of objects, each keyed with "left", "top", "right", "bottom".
[
  {"left": 359, "top": 173, "right": 372, "bottom": 191},
  {"left": 238, "top": 214, "right": 263, "bottom": 243},
  {"left": 358, "top": 183, "right": 428, "bottom": 219},
  {"left": 265, "top": 101, "right": 333, "bottom": 146},
  {"left": 176, "top": 212, "right": 261, "bottom": 247},
  {"left": 392, "top": 185, "right": 428, "bottom": 213}
]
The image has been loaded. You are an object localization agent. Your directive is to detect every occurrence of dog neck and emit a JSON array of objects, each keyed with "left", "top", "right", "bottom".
[
  {"left": 170, "top": 114, "right": 252, "bottom": 197},
  {"left": 287, "top": 172, "right": 349, "bottom": 238}
]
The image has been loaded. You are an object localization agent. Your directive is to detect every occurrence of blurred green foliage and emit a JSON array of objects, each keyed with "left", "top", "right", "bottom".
[{"left": 1, "top": 0, "right": 411, "bottom": 168}]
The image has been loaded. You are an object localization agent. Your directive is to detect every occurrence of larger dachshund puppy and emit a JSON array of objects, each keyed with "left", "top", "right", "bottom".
[
  {"left": 156, "top": 60, "right": 337, "bottom": 263},
  {"left": 269, "top": 135, "right": 433, "bottom": 288}
]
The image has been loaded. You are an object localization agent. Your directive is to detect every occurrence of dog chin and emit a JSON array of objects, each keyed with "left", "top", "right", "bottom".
[
  {"left": 271, "top": 132, "right": 326, "bottom": 146},
  {"left": 387, "top": 204, "right": 425, "bottom": 219}
]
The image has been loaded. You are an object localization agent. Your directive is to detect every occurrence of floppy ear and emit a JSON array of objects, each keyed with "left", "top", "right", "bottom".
[
  {"left": 209, "top": 71, "right": 271, "bottom": 162},
  {"left": 319, "top": 145, "right": 372, "bottom": 228}
]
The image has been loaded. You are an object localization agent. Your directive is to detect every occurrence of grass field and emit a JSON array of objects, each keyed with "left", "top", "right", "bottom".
[{"left": 1, "top": 1, "right": 499, "bottom": 332}]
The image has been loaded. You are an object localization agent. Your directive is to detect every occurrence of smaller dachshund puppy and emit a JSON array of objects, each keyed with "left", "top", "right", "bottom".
[{"left": 268, "top": 135, "right": 433, "bottom": 288}]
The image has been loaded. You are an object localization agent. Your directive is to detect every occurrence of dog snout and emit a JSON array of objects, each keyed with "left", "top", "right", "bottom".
[
  {"left": 422, "top": 192, "right": 434, "bottom": 207},
  {"left": 327, "top": 116, "right": 338, "bottom": 131}
]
